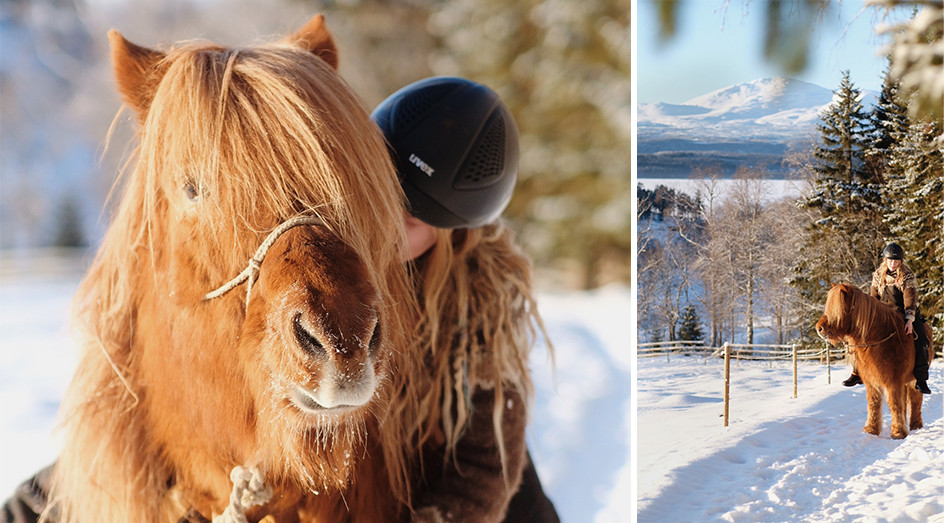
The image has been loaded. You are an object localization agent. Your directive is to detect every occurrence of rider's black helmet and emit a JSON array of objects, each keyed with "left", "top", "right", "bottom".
[
  {"left": 882, "top": 243, "right": 905, "bottom": 260},
  {"left": 371, "top": 77, "right": 519, "bottom": 228}
]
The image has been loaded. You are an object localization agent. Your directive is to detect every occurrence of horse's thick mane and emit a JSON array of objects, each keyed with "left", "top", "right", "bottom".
[
  {"left": 825, "top": 283, "right": 904, "bottom": 343},
  {"left": 52, "top": 36, "right": 419, "bottom": 521}
]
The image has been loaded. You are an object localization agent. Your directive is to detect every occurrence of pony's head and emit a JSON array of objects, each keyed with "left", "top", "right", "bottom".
[
  {"left": 816, "top": 282, "right": 902, "bottom": 346},
  {"left": 54, "top": 15, "right": 415, "bottom": 521},
  {"left": 816, "top": 282, "right": 855, "bottom": 344}
]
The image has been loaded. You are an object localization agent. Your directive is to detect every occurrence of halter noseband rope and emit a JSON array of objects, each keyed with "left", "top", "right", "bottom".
[{"left": 203, "top": 215, "right": 326, "bottom": 306}]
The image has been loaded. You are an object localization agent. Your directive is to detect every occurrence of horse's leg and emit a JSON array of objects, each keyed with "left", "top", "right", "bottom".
[
  {"left": 863, "top": 383, "right": 882, "bottom": 436},
  {"left": 908, "top": 386, "right": 923, "bottom": 431},
  {"left": 887, "top": 383, "right": 908, "bottom": 439}
]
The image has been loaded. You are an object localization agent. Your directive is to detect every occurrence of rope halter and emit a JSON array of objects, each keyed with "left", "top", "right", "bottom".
[
  {"left": 203, "top": 215, "right": 326, "bottom": 307},
  {"left": 212, "top": 466, "right": 273, "bottom": 523}
]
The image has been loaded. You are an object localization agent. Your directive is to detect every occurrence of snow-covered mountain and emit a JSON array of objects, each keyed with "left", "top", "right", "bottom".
[
  {"left": 639, "top": 77, "right": 878, "bottom": 141},
  {"left": 637, "top": 77, "right": 878, "bottom": 178}
]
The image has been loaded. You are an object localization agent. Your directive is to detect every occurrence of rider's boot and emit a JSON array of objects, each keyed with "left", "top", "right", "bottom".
[
  {"left": 843, "top": 372, "right": 863, "bottom": 387},
  {"left": 913, "top": 325, "right": 931, "bottom": 394}
]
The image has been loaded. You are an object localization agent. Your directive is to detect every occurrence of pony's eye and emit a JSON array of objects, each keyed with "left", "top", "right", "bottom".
[{"left": 183, "top": 181, "right": 200, "bottom": 202}]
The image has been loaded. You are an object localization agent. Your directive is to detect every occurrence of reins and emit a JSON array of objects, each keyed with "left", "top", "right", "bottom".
[
  {"left": 203, "top": 215, "right": 326, "bottom": 306},
  {"left": 848, "top": 330, "right": 898, "bottom": 351}
]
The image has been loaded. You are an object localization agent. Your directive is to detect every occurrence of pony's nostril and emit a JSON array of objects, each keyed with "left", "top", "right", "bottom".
[
  {"left": 367, "top": 323, "right": 381, "bottom": 356},
  {"left": 293, "top": 314, "right": 326, "bottom": 359}
]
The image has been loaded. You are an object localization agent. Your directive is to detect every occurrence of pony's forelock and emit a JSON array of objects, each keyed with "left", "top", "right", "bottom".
[{"left": 137, "top": 43, "right": 406, "bottom": 275}]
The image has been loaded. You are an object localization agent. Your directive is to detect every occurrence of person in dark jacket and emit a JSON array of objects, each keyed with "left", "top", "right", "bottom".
[{"left": 843, "top": 242, "right": 932, "bottom": 395}]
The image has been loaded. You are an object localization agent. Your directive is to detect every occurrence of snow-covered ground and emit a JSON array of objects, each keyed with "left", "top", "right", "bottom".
[
  {"left": 638, "top": 356, "right": 944, "bottom": 522},
  {"left": 4, "top": 255, "right": 942, "bottom": 522},
  {"left": 0, "top": 255, "right": 632, "bottom": 522}
]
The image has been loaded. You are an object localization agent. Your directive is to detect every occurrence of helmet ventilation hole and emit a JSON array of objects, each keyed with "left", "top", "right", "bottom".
[
  {"left": 396, "top": 83, "right": 460, "bottom": 131},
  {"left": 454, "top": 115, "right": 506, "bottom": 189}
]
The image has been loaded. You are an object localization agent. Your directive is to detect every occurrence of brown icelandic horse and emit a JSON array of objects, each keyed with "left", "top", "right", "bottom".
[
  {"left": 49, "top": 15, "right": 419, "bottom": 522},
  {"left": 816, "top": 283, "right": 931, "bottom": 439}
]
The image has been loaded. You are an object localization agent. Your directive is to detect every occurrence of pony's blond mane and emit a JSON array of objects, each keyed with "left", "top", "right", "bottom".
[
  {"left": 51, "top": 37, "right": 419, "bottom": 521},
  {"left": 824, "top": 283, "right": 904, "bottom": 343}
]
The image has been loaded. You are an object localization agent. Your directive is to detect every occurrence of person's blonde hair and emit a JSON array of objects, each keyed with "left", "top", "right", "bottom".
[{"left": 386, "top": 223, "right": 547, "bottom": 489}]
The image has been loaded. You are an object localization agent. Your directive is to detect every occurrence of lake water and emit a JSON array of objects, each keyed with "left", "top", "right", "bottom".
[{"left": 636, "top": 177, "right": 808, "bottom": 204}]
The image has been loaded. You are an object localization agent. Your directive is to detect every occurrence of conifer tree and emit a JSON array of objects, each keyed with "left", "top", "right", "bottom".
[
  {"left": 792, "top": 71, "right": 887, "bottom": 340},
  {"left": 677, "top": 304, "right": 704, "bottom": 342},
  {"left": 812, "top": 70, "right": 873, "bottom": 184},
  {"left": 865, "top": 62, "right": 910, "bottom": 179},
  {"left": 883, "top": 118, "right": 944, "bottom": 333}
]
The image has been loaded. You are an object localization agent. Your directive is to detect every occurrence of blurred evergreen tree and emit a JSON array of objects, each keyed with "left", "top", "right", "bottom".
[
  {"left": 427, "top": 0, "right": 630, "bottom": 288},
  {"left": 52, "top": 196, "right": 87, "bottom": 248}
]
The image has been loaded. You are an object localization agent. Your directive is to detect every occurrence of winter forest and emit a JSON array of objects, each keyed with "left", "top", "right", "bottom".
[{"left": 637, "top": 66, "right": 944, "bottom": 350}]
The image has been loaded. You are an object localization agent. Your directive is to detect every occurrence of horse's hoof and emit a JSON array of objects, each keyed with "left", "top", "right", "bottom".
[
  {"left": 863, "top": 426, "right": 880, "bottom": 436},
  {"left": 910, "top": 421, "right": 923, "bottom": 431},
  {"left": 891, "top": 429, "right": 907, "bottom": 439}
]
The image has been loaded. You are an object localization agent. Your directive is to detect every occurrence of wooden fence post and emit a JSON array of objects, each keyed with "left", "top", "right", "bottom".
[
  {"left": 723, "top": 342, "right": 731, "bottom": 427},
  {"left": 792, "top": 344, "right": 798, "bottom": 399},
  {"left": 826, "top": 342, "right": 831, "bottom": 385}
]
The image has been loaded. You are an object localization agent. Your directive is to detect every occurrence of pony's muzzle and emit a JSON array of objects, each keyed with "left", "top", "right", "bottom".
[
  {"left": 291, "top": 371, "right": 376, "bottom": 412},
  {"left": 815, "top": 316, "right": 829, "bottom": 341},
  {"left": 290, "top": 313, "right": 378, "bottom": 411}
]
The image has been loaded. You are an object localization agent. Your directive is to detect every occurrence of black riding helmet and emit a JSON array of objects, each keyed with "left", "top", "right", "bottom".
[
  {"left": 882, "top": 243, "right": 905, "bottom": 260},
  {"left": 371, "top": 77, "right": 519, "bottom": 228}
]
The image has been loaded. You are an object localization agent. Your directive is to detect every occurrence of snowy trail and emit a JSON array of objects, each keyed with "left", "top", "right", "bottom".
[{"left": 638, "top": 358, "right": 944, "bottom": 522}]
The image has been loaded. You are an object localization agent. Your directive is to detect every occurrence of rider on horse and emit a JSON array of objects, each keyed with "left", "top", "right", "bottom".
[{"left": 843, "top": 242, "right": 932, "bottom": 394}]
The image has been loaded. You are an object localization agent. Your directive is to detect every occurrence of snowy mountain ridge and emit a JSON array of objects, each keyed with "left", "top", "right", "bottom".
[
  {"left": 638, "top": 77, "right": 878, "bottom": 141},
  {"left": 637, "top": 77, "right": 879, "bottom": 178}
]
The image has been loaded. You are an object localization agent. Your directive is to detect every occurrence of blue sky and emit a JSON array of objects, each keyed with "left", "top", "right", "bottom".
[{"left": 636, "top": 0, "right": 914, "bottom": 104}]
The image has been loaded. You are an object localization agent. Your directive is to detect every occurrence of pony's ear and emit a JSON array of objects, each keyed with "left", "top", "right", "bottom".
[
  {"left": 287, "top": 14, "right": 338, "bottom": 70},
  {"left": 108, "top": 30, "right": 166, "bottom": 124}
]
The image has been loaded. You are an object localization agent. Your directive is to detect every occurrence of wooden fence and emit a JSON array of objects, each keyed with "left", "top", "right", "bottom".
[{"left": 638, "top": 340, "right": 843, "bottom": 427}]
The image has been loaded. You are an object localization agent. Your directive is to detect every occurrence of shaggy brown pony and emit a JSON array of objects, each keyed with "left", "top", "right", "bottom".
[
  {"left": 48, "top": 15, "right": 419, "bottom": 522},
  {"left": 816, "top": 283, "right": 929, "bottom": 439}
]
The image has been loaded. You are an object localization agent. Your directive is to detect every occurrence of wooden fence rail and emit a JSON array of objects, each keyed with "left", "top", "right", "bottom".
[{"left": 638, "top": 340, "right": 843, "bottom": 427}]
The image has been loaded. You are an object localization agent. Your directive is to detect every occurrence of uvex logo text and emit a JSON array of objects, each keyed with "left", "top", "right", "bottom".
[{"left": 409, "top": 154, "right": 435, "bottom": 176}]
